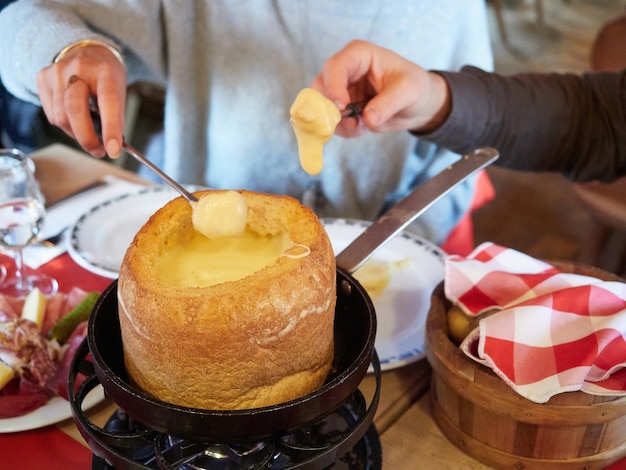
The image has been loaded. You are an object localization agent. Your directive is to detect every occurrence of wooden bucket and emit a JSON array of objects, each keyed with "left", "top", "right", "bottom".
[{"left": 425, "top": 261, "right": 626, "bottom": 469}]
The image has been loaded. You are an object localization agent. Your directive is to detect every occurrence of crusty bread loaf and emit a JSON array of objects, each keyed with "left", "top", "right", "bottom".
[{"left": 117, "top": 190, "right": 336, "bottom": 410}]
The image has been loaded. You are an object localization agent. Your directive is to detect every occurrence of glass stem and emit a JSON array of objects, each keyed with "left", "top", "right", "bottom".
[{"left": 12, "top": 248, "right": 29, "bottom": 291}]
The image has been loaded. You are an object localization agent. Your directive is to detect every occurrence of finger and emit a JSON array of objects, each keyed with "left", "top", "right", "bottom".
[
  {"left": 64, "top": 76, "right": 106, "bottom": 157},
  {"left": 37, "top": 67, "right": 77, "bottom": 138},
  {"left": 95, "top": 79, "right": 126, "bottom": 158},
  {"left": 35, "top": 69, "right": 57, "bottom": 128},
  {"left": 316, "top": 40, "right": 380, "bottom": 108},
  {"left": 358, "top": 70, "right": 422, "bottom": 132},
  {"left": 359, "top": 95, "right": 393, "bottom": 130},
  {"left": 334, "top": 117, "right": 367, "bottom": 138}
]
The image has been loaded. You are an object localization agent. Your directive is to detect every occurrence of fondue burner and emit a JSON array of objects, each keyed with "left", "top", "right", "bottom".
[
  {"left": 71, "top": 342, "right": 381, "bottom": 470},
  {"left": 87, "top": 386, "right": 381, "bottom": 469},
  {"left": 69, "top": 270, "right": 382, "bottom": 469}
]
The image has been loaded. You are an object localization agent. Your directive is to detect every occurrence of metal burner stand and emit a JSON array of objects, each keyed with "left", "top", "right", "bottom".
[{"left": 69, "top": 340, "right": 382, "bottom": 470}]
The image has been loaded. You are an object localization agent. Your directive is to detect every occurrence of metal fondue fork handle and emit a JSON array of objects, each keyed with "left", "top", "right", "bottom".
[
  {"left": 341, "top": 100, "right": 367, "bottom": 118},
  {"left": 88, "top": 99, "right": 198, "bottom": 203},
  {"left": 121, "top": 141, "right": 198, "bottom": 203}
]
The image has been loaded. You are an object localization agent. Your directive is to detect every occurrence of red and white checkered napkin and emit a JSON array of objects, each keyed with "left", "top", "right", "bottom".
[{"left": 445, "top": 242, "right": 626, "bottom": 403}]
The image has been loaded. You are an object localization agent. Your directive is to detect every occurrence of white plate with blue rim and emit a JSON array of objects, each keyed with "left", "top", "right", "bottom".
[
  {"left": 68, "top": 185, "right": 203, "bottom": 279},
  {"left": 322, "top": 218, "right": 446, "bottom": 371}
]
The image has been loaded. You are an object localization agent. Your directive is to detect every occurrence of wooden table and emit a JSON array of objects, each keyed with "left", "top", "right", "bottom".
[
  {"left": 11, "top": 143, "right": 495, "bottom": 468},
  {"left": 32, "top": 144, "right": 146, "bottom": 206}
]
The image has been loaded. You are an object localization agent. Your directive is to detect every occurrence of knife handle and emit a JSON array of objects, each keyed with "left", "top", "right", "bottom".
[{"left": 335, "top": 147, "right": 499, "bottom": 273}]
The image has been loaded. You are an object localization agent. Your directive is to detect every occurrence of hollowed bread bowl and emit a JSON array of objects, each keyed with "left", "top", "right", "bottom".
[{"left": 117, "top": 189, "right": 336, "bottom": 410}]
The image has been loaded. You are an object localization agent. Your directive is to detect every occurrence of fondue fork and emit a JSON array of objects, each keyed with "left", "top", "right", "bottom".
[
  {"left": 129, "top": 100, "right": 363, "bottom": 193},
  {"left": 121, "top": 142, "right": 198, "bottom": 203},
  {"left": 88, "top": 100, "right": 198, "bottom": 203},
  {"left": 341, "top": 100, "right": 367, "bottom": 118}
]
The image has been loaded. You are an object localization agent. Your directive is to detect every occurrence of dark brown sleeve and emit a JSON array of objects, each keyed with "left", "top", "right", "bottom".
[{"left": 419, "top": 66, "right": 626, "bottom": 182}]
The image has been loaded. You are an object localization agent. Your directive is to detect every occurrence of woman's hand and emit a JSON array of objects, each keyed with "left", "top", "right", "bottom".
[
  {"left": 311, "top": 40, "right": 451, "bottom": 138},
  {"left": 36, "top": 44, "right": 127, "bottom": 158}
]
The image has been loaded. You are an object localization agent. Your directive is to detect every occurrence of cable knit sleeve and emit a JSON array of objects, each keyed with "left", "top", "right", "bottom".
[{"left": 420, "top": 66, "right": 626, "bottom": 182}]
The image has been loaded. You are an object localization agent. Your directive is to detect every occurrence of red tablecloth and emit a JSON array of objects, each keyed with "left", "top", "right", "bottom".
[
  {"left": 0, "top": 253, "right": 111, "bottom": 469},
  {"left": 0, "top": 425, "right": 93, "bottom": 469}
]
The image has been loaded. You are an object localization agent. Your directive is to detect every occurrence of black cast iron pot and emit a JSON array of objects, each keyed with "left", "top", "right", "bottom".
[{"left": 69, "top": 266, "right": 378, "bottom": 445}]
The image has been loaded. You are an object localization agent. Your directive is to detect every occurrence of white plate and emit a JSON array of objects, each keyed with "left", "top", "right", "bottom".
[
  {"left": 68, "top": 185, "right": 200, "bottom": 279},
  {"left": 0, "top": 385, "right": 105, "bottom": 433},
  {"left": 322, "top": 218, "right": 445, "bottom": 371}
]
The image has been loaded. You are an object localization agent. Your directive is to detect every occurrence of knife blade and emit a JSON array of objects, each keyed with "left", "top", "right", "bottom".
[{"left": 335, "top": 147, "right": 499, "bottom": 273}]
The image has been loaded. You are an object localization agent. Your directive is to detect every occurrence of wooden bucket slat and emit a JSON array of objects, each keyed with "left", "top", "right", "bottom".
[
  {"left": 579, "top": 422, "right": 606, "bottom": 456},
  {"left": 432, "top": 388, "right": 626, "bottom": 469},
  {"left": 533, "top": 425, "right": 588, "bottom": 459},
  {"left": 601, "top": 415, "right": 626, "bottom": 451},
  {"left": 473, "top": 398, "right": 517, "bottom": 453}
]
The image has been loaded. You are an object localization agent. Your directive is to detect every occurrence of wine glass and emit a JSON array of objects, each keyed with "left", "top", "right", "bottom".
[{"left": 0, "top": 148, "right": 58, "bottom": 297}]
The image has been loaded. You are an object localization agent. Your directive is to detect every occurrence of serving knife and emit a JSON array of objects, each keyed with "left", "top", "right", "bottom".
[{"left": 335, "top": 147, "right": 499, "bottom": 273}]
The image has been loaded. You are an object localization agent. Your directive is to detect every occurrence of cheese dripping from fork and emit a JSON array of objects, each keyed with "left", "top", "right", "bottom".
[{"left": 289, "top": 88, "right": 341, "bottom": 175}]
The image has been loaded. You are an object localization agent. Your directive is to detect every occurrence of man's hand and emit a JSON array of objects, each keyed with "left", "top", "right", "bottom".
[{"left": 311, "top": 40, "right": 451, "bottom": 138}]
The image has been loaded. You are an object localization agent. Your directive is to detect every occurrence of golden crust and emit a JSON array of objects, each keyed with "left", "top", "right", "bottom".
[{"left": 117, "top": 190, "right": 336, "bottom": 410}]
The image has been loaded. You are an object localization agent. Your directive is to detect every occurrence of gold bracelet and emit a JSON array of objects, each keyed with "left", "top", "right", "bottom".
[{"left": 53, "top": 39, "right": 125, "bottom": 67}]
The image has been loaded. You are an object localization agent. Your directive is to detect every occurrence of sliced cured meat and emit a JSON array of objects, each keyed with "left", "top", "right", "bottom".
[
  {"left": 0, "top": 289, "right": 95, "bottom": 418},
  {"left": 0, "top": 390, "right": 50, "bottom": 418}
]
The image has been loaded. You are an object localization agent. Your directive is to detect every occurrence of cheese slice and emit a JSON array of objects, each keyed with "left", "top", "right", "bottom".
[
  {"left": 0, "top": 361, "right": 15, "bottom": 391},
  {"left": 21, "top": 288, "right": 47, "bottom": 328}
]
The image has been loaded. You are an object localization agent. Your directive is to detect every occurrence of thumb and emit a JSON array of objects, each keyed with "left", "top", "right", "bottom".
[{"left": 359, "top": 91, "right": 404, "bottom": 131}]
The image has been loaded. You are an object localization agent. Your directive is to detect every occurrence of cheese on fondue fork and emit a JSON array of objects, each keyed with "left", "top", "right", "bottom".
[
  {"left": 191, "top": 190, "right": 248, "bottom": 239},
  {"left": 290, "top": 88, "right": 341, "bottom": 176}
]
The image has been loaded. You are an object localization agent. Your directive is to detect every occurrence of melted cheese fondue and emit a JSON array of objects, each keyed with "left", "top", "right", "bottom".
[
  {"left": 191, "top": 190, "right": 248, "bottom": 239},
  {"left": 158, "top": 229, "right": 292, "bottom": 288},
  {"left": 289, "top": 88, "right": 341, "bottom": 175},
  {"left": 353, "top": 258, "right": 411, "bottom": 298}
]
